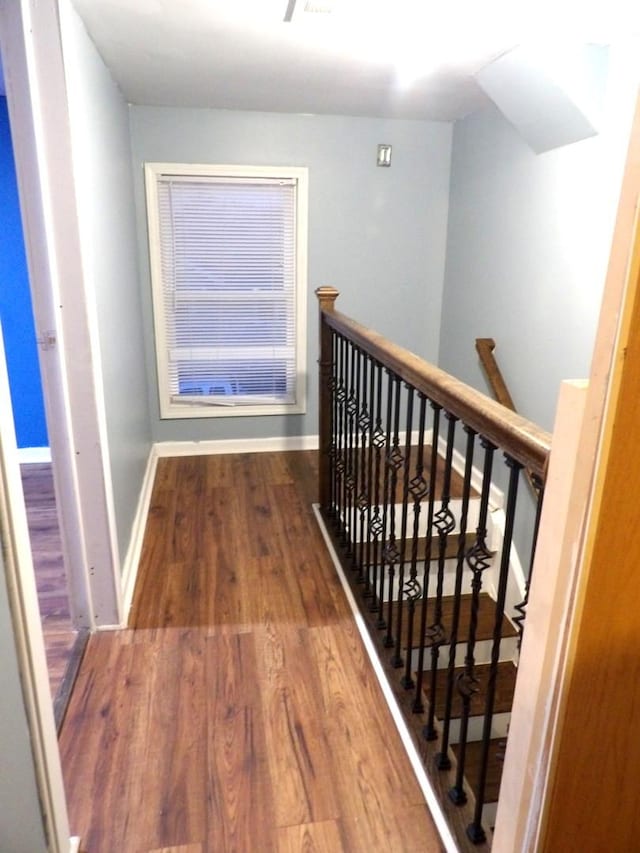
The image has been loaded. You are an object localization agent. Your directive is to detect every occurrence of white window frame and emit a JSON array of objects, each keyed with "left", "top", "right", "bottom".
[{"left": 144, "top": 162, "right": 308, "bottom": 419}]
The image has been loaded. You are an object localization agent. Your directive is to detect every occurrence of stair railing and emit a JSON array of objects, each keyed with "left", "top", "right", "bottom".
[
  {"left": 316, "top": 287, "right": 551, "bottom": 849},
  {"left": 475, "top": 337, "right": 540, "bottom": 499},
  {"left": 475, "top": 338, "right": 517, "bottom": 413}
]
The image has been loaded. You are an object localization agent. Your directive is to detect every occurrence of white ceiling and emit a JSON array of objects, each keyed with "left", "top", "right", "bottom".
[
  {"left": 2, "top": 2, "right": 637, "bottom": 119},
  {"left": 69, "top": 0, "right": 526, "bottom": 121}
]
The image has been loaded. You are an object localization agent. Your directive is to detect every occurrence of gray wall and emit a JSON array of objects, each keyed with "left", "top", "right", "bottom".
[
  {"left": 129, "top": 107, "right": 452, "bottom": 443},
  {"left": 439, "top": 70, "right": 636, "bottom": 432},
  {"left": 0, "top": 546, "right": 48, "bottom": 853},
  {"left": 61, "top": 7, "right": 151, "bottom": 563}
]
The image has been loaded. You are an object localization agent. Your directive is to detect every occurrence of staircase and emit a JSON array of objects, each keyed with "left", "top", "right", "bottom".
[
  {"left": 412, "top": 592, "right": 518, "bottom": 830},
  {"left": 355, "top": 455, "right": 522, "bottom": 841},
  {"left": 315, "top": 287, "right": 552, "bottom": 849}
]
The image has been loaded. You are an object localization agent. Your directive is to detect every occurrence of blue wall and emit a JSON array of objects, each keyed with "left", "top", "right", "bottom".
[{"left": 0, "top": 96, "right": 47, "bottom": 448}]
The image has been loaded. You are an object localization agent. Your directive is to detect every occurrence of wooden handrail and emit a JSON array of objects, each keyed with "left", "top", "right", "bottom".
[
  {"left": 475, "top": 338, "right": 516, "bottom": 412},
  {"left": 316, "top": 289, "right": 551, "bottom": 481},
  {"left": 476, "top": 337, "right": 543, "bottom": 496}
]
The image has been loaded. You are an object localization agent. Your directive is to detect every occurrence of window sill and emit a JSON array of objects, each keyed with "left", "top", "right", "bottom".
[{"left": 159, "top": 400, "right": 307, "bottom": 419}]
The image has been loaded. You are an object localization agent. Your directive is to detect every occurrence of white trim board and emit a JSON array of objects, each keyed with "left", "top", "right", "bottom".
[
  {"left": 154, "top": 434, "right": 319, "bottom": 457},
  {"left": 17, "top": 446, "right": 52, "bottom": 464},
  {"left": 120, "top": 445, "right": 159, "bottom": 623},
  {"left": 312, "top": 504, "right": 459, "bottom": 853},
  {"left": 153, "top": 428, "right": 438, "bottom": 459}
]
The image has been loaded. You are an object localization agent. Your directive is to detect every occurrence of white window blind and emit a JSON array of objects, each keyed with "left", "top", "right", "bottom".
[{"left": 145, "top": 164, "right": 308, "bottom": 418}]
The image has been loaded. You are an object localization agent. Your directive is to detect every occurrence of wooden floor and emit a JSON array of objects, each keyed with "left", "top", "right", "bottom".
[
  {"left": 21, "top": 462, "right": 77, "bottom": 702},
  {"left": 59, "top": 451, "right": 444, "bottom": 853}
]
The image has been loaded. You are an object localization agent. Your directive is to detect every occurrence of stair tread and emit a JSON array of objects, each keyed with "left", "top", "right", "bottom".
[
  {"left": 366, "top": 532, "right": 478, "bottom": 564},
  {"left": 350, "top": 445, "right": 478, "bottom": 503},
  {"left": 452, "top": 737, "right": 505, "bottom": 804},
  {"left": 419, "top": 661, "right": 517, "bottom": 719},
  {"left": 392, "top": 593, "right": 518, "bottom": 650}
]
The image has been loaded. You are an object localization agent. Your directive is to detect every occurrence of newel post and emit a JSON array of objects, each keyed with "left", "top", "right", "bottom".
[{"left": 315, "top": 286, "right": 339, "bottom": 510}]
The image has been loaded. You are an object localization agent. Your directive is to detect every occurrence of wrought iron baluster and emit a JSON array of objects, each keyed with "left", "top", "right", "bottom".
[
  {"left": 413, "top": 402, "right": 441, "bottom": 714},
  {"left": 341, "top": 336, "right": 350, "bottom": 545},
  {"left": 344, "top": 341, "right": 357, "bottom": 559},
  {"left": 363, "top": 355, "right": 376, "bottom": 598},
  {"left": 436, "top": 426, "right": 476, "bottom": 769},
  {"left": 513, "top": 476, "right": 546, "bottom": 648},
  {"left": 328, "top": 329, "right": 338, "bottom": 518},
  {"left": 350, "top": 346, "right": 361, "bottom": 574},
  {"left": 402, "top": 393, "right": 428, "bottom": 691},
  {"left": 377, "top": 370, "right": 395, "bottom": 630},
  {"left": 449, "top": 438, "right": 495, "bottom": 807},
  {"left": 384, "top": 375, "right": 404, "bottom": 650},
  {"left": 369, "top": 363, "right": 386, "bottom": 618},
  {"left": 334, "top": 334, "right": 347, "bottom": 542},
  {"left": 392, "top": 386, "right": 414, "bottom": 669},
  {"left": 355, "top": 351, "right": 370, "bottom": 586},
  {"left": 467, "top": 455, "right": 522, "bottom": 845},
  {"left": 424, "top": 412, "right": 458, "bottom": 741}
]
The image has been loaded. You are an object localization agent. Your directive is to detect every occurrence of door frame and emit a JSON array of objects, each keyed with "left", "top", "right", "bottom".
[
  {"left": 0, "top": 0, "right": 122, "bottom": 630},
  {"left": 0, "top": 323, "right": 71, "bottom": 851}
]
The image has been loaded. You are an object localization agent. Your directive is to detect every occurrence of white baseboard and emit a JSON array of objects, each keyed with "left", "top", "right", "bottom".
[
  {"left": 120, "top": 446, "right": 159, "bottom": 624},
  {"left": 17, "top": 446, "right": 51, "bottom": 464},
  {"left": 312, "top": 504, "right": 459, "bottom": 853},
  {"left": 154, "top": 434, "right": 319, "bottom": 457}
]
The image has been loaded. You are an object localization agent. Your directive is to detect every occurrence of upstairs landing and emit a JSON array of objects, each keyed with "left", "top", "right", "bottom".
[{"left": 59, "top": 451, "right": 444, "bottom": 853}]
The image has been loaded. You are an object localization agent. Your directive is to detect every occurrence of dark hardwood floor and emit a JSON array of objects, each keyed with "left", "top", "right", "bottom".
[
  {"left": 59, "top": 451, "right": 444, "bottom": 853},
  {"left": 21, "top": 462, "right": 79, "bottom": 707}
]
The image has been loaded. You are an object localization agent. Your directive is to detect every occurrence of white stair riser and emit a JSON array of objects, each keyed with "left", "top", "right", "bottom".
[
  {"left": 379, "top": 561, "right": 478, "bottom": 601},
  {"left": 447, "top": 710, "right": 510, "bottom": 745},
  {"left": 483, "top": 801, "right": 498, "bottom": 826},
  {"left": 408, "top": 636, "right": 519, "bottom": 671},
  {"left": 345, "top": 497, "right": 484, "bottom": 542}
]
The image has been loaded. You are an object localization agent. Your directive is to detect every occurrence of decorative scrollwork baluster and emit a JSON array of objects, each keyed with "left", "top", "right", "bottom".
[
  {"left": 436, "top": 425, "right": 476, "bottom": 770},
  {"left": 376, "top": 370, "right": 395, "bottom": 630},
  {"left": 384, "top": 375, "right": 404, "bottom": 650},
  {"left": 467, "top": 454, "right": 522, "bottom": 845},
  {"left": 328, "top": 330, "right": 338, "bottom": 519},
  {"left": 355, "top": 351, "right": 371, "bottom": 587},
  {"left": 334, "top": 334, "right": 347, "bottom": 543},
  {"left": 344, "top": 341, "right": 358, "bottom": 560},
  {"left": 449, "top": 437, "right": 495, "bottom": 807},
  {"left": 413, "top": 402, "right": 442, "bottom": 714},
  {"left": 391, "top": 385, "right": 414, "bottom": 670},
  {"left": 401, "top": 393, "right": 428, "bottom": 691},
  {"left": 513, "top": 475, "right": 545, "bottom": 649},
  {"left": 424, "top": 412, "right": 458, "bottom": 742},
  {"left": 369, "top": 363, "right": 386, "bottom": 620}
]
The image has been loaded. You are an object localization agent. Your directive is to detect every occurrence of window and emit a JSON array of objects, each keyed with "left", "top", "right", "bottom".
[{"left": 144, "top": 163, "right": 308, "bottom": 418}]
